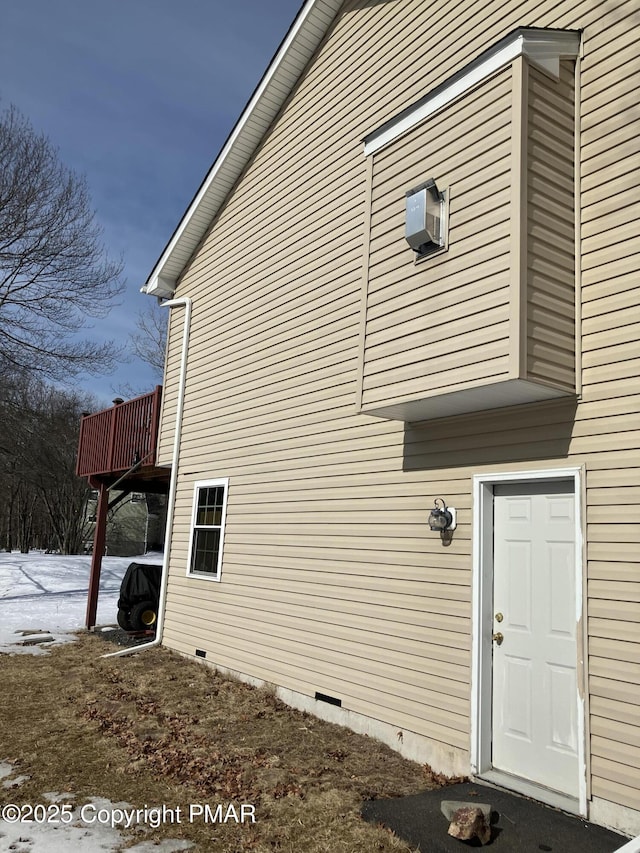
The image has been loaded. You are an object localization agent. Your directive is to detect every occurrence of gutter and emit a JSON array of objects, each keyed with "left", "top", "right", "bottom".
[{"left": 104, "top": 296, "right": 192, "bottom": 658}]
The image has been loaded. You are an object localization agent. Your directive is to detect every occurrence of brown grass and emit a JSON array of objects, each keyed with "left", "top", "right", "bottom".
[{"left": 0, "top": 634, "right": 452, "bottom": 851}]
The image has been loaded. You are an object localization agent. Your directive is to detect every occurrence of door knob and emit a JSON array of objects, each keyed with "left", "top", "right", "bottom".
[{"left": 492, "top": 632, "right": 504, "bottom": 646}]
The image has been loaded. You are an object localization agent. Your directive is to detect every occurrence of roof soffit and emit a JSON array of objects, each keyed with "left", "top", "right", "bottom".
[{"left": 144, "top": 0, "right": 344, "bottom": 298}]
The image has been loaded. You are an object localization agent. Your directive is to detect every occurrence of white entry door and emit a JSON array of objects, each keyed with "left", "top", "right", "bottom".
[{"left": 491, "top": 480, "right": 579, "bottom": 798}]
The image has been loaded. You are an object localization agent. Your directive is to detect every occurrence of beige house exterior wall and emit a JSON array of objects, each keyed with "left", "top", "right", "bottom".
[
  {"left": 361, "top": 67, "right": 514, "bottom": 411},
  {"left": 154, "top": 0, "right": 640, "bottom": 833},
  {"left": 526, "top": 62, "right": 576, "bottom": 392},
  {"left": 359, "top": 57, "right": 578, "bottom": 421}
]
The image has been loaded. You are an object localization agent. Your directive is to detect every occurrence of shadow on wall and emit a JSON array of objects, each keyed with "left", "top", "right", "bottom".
[{"left": 403, "top": 397, "right": 579, "bottom": 471}]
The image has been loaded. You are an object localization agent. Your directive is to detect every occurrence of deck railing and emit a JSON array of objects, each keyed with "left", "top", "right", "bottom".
[{"left": 76, "top": 386, "right": 162, "bottom": 478}]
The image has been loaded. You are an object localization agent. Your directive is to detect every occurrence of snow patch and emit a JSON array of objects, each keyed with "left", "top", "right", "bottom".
[
  {"left": 0, "top": 785, "right": 193, "bottom": 853},
  {"left": 0, "top": 558, "right": 197, "bottom": 851},
  {"left": 2, "top": 773, "right": 31, "bottom": 788},
  {"left": 43, "top": 792, "right": 76, "bottom": 803},
  {"left": 0, "top": 551, "right": 163, "bottom": 655}
]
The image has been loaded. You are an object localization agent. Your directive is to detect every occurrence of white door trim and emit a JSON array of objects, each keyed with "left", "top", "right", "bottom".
[{"left": 470, "top": 467, "right": 587, "bottom": 815}]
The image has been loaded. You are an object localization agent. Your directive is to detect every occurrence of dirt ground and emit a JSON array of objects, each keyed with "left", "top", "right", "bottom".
[{"left": 0, "top": 633, "right": 454, "bottom": 852}]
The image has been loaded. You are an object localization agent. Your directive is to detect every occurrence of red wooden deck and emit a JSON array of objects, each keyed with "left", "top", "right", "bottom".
[
  {"left": 76, "top": 386, "right": 168, "bottom": 630},
  {"left": 76, "top": 386, "right": 163, "bottom": 478}
]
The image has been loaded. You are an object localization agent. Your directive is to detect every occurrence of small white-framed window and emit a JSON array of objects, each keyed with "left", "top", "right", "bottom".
[{"left": 187, "top": 478, "right": 229, "bottom": 581}]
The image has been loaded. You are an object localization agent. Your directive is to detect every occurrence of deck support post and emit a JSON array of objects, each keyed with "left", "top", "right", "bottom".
[{"left": 85, "top": 481, "right": 109, "bottom": 629}]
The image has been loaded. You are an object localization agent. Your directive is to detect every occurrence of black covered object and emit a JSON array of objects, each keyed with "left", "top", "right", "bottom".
[
  {"left": 117, "top": 562, "right": 162, "bottom": 632},
  {"left": 118, "top": 562, "right": 162, "bottom": 609}
]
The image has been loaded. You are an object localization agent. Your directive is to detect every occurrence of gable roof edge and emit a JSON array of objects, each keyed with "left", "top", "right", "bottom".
[{"left": 143, "top": 0, "right": 343, "bottom": 298}]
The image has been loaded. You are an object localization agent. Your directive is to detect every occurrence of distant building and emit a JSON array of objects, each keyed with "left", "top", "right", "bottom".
[{"left": 84, "top": 490, "right": 166, "bottom": 556}]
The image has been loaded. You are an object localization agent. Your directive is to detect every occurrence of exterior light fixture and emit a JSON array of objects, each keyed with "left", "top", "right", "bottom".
[
  {"left": 405, "top": 178, "right": 446, "bottom": 255},
  {"left": 428, "top": 498, "right": 456, "bottom": 532}
]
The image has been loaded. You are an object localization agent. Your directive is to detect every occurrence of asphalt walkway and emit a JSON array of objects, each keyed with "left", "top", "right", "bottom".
[{"left": 361, "top": 782, "right": 630, "bottom": 852}]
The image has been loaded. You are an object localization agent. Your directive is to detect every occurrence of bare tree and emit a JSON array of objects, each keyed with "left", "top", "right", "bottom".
[
  {"left": 0, "top": 371, "right": 97, "bottom": 553},
  {"left": 28, "top": 385, "right": 96, "bottom": 554},
  {"left": 131, "top": 301, "right": 167, "bottom": 378},
  {"left": 114, "top": 301, "right": 168, "bottom": 398},
  {"left": 0, "top": 103, "right": 125, "bottom": 380}
]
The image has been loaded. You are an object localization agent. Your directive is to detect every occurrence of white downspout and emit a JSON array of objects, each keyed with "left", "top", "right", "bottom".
[{"left": 104, "top": 296, "right": 192, "bottom": 658}]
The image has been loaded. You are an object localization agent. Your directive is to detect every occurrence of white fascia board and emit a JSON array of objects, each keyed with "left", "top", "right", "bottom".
[
  {"left": 521, "top": 28, "right": 584, "bottom": 75},
  {"left": 144, "top": 275, "right": 178, "bottom": 299},
  {"left": 364, "top": 28, "right": 581, "bottom": 156},
  {"left": 143, "top": 0, "right": 342, "bottom": 298}
]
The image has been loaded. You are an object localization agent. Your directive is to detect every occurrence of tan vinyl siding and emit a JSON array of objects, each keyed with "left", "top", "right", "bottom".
[
  {"left": 361, "top": 68, "right": 513, "bottom": 411},
  {"left": 156, "top": 0, "right": 479, "bottom": 744},
  {"left": 156, "top": 0, "right": 640, "bottom": 818},
  {"left": 526, "top": 61, "right": 576, "bottom": 392},
  {"left": 360, "top": 55, "right": 580, "bottom": 420},
  {"left": 156, "top": 307, "right": 181, "bottom": 466},
  {"left": 165, "top": 466, "right": 474, "bottom": 750}
]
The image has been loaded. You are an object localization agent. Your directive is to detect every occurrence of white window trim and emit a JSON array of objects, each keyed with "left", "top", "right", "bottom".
[
  {"left": 363, "top": 28, "right": 581, "bottom": 156},
  {"left": 186, "top": 477, "right": 229, "bottom": 582}
]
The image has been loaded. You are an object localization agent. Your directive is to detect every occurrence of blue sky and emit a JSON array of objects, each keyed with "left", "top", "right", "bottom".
[{"left": 0, "top": 0, "right": 302, "bottom": 405}]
